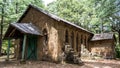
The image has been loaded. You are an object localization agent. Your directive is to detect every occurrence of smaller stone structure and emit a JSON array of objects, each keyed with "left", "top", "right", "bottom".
[{"left": 90, "top": 33, "right": 116, "bottom": 59}]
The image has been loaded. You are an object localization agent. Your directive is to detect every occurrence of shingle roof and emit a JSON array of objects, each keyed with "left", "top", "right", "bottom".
[
  {"left": 91, "top": 33, "right": 114, "bottom": 41},
  {"left": 10, "top": 23, "right": 42, "bottom": 35},
  {"left": 18, "top": 4, "right": 93, "bottom": 34},
  {"left": 3, "top": 23, "right": 42, "bottom": 39}
]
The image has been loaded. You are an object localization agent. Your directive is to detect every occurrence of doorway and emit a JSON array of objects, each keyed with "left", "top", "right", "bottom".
[{"left": 27, "top": 35, "right": 37, "bottom": 60}]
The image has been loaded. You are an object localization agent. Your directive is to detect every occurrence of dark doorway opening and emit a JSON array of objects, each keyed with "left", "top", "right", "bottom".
[{"left": 27, "top": 35, "right": 37, "bottom": 60}]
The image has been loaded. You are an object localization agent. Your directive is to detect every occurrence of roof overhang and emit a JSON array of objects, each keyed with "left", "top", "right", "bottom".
[
  {"left": 4, "top": 23, "right": 42, "bottom": 39},
  {"left": 91, "top": 33, "right": 116, "bottom": 42}
]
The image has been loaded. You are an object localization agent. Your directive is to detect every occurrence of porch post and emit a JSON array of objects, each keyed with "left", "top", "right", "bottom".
[
  {"left": 21, "top": 34, "right": 27, "bottom": 61},
  {"left": 6, "top": 38, "right": 10, "bottom": 61}
]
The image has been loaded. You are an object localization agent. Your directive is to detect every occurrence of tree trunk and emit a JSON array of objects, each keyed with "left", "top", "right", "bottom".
[
  {"left": 0, "top": 39, "right": 1, "bottom": 55},
  {"left": 0, "top": 0, "right": 6, "bottom": 56},
  {"left": 101, "top": 18, "right": 103, "bottom": 33},
  {"left": 14, "top": 2, "right": 19, "bottom": 58},
  {"left": 0, "top": 2, "right": 4, "bottom": 56},
  {"left": 118, "top": 30, "right": 120, "bottom": 45},
  {"left": 15, "top": 2, "right": 18, "bottom": 14}
]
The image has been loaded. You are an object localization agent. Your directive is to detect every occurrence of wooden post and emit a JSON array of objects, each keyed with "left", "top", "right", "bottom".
[
  {"left": 21, "top": 34, "right": 27, "bottom": 61},
  {"left": 6, "top": 38, "right": 10, "bottom": 61}
]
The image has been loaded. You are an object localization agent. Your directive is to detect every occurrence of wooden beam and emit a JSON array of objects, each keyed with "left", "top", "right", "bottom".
[
  {"left": 21, "top": 34, "right": 27, "bottom": 61},
  {"left": 9, "top": 28, "right": 16, "bottom": 37}
]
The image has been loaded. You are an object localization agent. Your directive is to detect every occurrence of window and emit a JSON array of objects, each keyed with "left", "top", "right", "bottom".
[
  {"left": 43, "top": 29, "right": 48, "bottom": 45},
  {"left": 84, "top": 36, "right": 88, "bottom": 48},
  {"left": 86, "top": 37, "right": 89, "bottom": 50},
  {"left": 71, "top": 32, "right": 74, "bottom": 49},
  {"left": 81, "top": 35, "right": 83, "bottom": 44},
  {"left": 76, "top": 34, "right": 79, "bottom": 52},
  {"left": 65, "top": 30, "right": 69, "bottom": 43},
  {"left": 84, "top": 36, "right": 86, "bottom": 48}
]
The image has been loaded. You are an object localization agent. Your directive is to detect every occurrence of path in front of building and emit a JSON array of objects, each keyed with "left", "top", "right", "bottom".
[{"left": 0, "top": 56, "right": 120, "bottom": 68}]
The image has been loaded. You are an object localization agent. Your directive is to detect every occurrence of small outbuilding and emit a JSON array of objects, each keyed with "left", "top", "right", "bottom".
[{"left": 90, "top": 33, "right": 116, "bottom": 59}]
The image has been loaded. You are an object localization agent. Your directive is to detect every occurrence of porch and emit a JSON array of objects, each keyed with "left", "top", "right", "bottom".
[{"left": 3, "top": 23, "right": 42, "bottom": 61}]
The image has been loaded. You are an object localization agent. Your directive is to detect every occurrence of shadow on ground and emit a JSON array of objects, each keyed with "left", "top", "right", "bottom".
[{"left": 0, "top": 55, "right": 120, "bottom": 68}]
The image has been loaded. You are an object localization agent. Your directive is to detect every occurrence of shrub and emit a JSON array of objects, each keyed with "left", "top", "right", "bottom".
[{"left": 115, "top": 43, "right": 120, "bottom": 58}]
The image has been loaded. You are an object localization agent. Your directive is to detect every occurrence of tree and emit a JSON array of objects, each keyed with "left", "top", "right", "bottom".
[
  {"left": 94, "top": 0, "right": 117, "bottom": 33},
  {"left": 47, "top": 0, "right": 118, "bottom": 34},
  {"left": 47, "top": 0, "right": 84, "bottom": 26},
  {"left": 0, "top": 0, "right": 6, "bottom": 55},
  {"left": 111, "top": 15, "right": 120, "bottom": 44},
  {"left": 109, "top": 0, "right": 120, "bottom": 45}
]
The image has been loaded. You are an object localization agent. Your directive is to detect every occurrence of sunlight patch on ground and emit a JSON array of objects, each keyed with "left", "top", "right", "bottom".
[
  {"left": 87, "top": 65, "right": 112, "bottom": 68},
  {"left": 94, "top": 67, "right": 99, "bottom": 68},
  {"left": 103, "top": 66, "right": 112, "bottom": 68},
  {"left": 0, "top": 55, "right": 14, "bottom": 61},
  {"left": 93, "top": 66, "right": 112, "bottom": 68}
]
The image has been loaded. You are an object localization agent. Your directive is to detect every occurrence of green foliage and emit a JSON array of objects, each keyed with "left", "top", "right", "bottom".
[
  {"left": 2, "top": 40, "right": 13, "bottom": 53},
  {"left": 2, "top": 40, "right": 8, "bottom": 50},
  {"left": 47, "top": 0, "right": 83, "bottom": 26},
  {"left": 0, "top": 0, "right": 45, "bottom": 34},
  {"left": 115, "top": 43, "right": 120, "bottom": 58},
  {"left": 47, "top": 0, "right": 119, "bottom": 33}
]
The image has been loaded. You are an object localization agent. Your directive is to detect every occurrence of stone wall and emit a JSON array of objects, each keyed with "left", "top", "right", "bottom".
[{"left": 90, "top": 40, "right": 116, "bottom": 59}]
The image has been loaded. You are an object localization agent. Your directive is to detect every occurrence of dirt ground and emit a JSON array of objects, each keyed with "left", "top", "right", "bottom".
[{"left": 0, "top": 56, "right": 120, "bottom": 68}]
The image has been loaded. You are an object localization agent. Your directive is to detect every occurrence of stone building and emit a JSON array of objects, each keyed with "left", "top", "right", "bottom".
[
  {"left": 90, "top": 33, "right": 116, "bottom": 59},
  {"left": 4, "top": 5, "right": 93, "bottom": 62}
]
